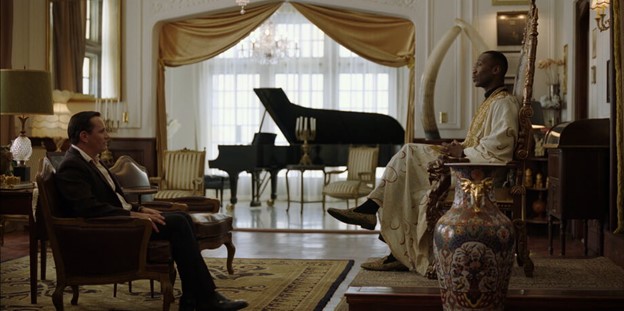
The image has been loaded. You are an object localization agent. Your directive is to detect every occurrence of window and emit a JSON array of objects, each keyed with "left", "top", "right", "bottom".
[
  {"left": 83, "top": 0, "right": 102, "bottom": 96},
  {"left": 199, "top": 5, "right": 398, "bottom": 160}
]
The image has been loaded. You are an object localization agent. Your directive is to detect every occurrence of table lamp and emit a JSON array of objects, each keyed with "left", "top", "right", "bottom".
[{"left": 0, "top": 69, "right": 54, "bottom": 181}]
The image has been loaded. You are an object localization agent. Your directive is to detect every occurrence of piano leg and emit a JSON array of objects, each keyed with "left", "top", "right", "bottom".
[
  {"left": 226, "top": 171, "right": 240, "bottom": 206},
  {"left": 250, "top": 170, "right": 262, "bottom": 207},
  {"left": 267, "top": 169, "right": 280, "bottom": 206}
]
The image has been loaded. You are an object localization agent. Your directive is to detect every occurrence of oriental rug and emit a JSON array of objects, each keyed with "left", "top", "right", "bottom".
[
  {"left": 0, "top": 256, "right": 353, "bottom": 311},
  {"left": 349, "top": 256, "right": 624, "bottom": 290}
]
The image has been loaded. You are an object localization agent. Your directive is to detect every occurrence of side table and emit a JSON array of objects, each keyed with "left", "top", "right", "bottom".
[
  {"left": 122, "top": 186, "right": 159, "bottom": 204},
  {"left": 0, "top": 187, "right": 46, "bottom": 304},
  {"left": 285, "top": 164, "right": 325, "bottom": 214}
]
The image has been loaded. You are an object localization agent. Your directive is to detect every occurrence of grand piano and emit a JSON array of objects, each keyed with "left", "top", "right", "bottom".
[{"left": 209, "top": 87, "right": 405, "bottom": 206}]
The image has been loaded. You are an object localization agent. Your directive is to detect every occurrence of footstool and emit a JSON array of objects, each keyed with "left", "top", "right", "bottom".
[{"left": 190, "top": 212, "right": 236, "bottom": 274}]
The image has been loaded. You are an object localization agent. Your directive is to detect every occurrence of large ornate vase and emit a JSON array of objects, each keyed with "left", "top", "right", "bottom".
[{"left": 433, "top": 163, "right": 515, "bottom": 311}]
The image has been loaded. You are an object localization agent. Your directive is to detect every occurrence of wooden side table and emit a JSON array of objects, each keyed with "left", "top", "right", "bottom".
[
  {"left": 0, "top": 187, "right": 45, "bottom": 304},
  {"left": 121, "top": 186, "right": 158, "bottom": 205},
  {"left": 285, "top": 164, "right": 325, "bottom": 214}
]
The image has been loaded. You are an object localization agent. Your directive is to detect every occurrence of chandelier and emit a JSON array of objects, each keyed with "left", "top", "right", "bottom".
[
  {"left": 236, "top": 0, "right": 249, "bottom": 14},
  {"left": 249, "top": 21, "right": 295, "bottom": 65}
]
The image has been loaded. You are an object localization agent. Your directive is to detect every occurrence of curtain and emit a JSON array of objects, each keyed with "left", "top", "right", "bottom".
[
  {"left": 166, "top": 3, "right": 402, "bottom": 200},
  {"left": 157, "top": 3, "right": 283, "bottom": 174},
  {"left": 101, "top": 0, "right": 121, "bottom": 98},
  {"left": 290, "top": 3, "right": 415, "bottom": 143},
  {"left": 613, "top": 0, "right": 623, "bottom": 234},
  {"left": 157, "top": 2, "right": 415, "bottom": 175},
  {"left": 52, "top": 0, "right": 86, "bottom": 92},
  {"left": 0, "top": 0, "right": 14, "bottom": 146}
]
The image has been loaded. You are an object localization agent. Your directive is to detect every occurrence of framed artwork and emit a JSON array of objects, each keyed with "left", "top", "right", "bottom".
[
  {"left": 592, "top": 28, "right": 597, "bottom": 59},
  {"left": 505, "top": 51, "right": 521, "bottom": 78},
  {"left": 562, "top": 44, "right": 568, "bottom": 95},
  {"left": 607, "top": 60, "right": 611, "bottom": 103},
  {"left": 497, "top": 11, "right": 529, "bottom": 46},
  {"left": 492, "top": 0, "right": 530, "bottom": 5}
]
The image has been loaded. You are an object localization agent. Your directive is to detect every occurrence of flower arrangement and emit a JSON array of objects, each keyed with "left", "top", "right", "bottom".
[{"left": 537, "top": 58, "right": 564, "bottom": 85}]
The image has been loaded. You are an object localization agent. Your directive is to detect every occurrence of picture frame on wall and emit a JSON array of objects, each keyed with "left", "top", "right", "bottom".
[
  {"left": 505, "top": 51, "right": 521, "bottom": 78},
  {"left": 497, "top": 11, "right": 529, "bottom": 47},
  {"left": 592, "top": 28, "right": 597, "bottom": 59},
  {"left": 607, "top": 60, "right": 611, "bottom": 103},
  {"left": 492, "top": 0, "right": 530, "bottom": 5}
]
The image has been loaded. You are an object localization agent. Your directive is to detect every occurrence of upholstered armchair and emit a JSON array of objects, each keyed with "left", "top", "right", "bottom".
[
  {"left": 322, "top": 146, "right": 379, "bottom": 211},
  {"left": 36, "top": 157, "right": 175, "bottom": 311},
  {"left": 150, "top": 148, "right": 206, "bottom": 200}
]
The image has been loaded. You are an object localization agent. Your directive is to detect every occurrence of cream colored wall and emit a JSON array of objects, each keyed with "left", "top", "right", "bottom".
[{"left": 10, "top": 0, "right": 610, "bottom": 142}]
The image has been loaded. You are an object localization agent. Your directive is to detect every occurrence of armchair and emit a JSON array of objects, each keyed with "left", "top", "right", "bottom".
[
  {"left": 322, "top": 146, "right": 379, "bottom": 211},
  {"left": 150, "top": 148, "right": 206, "bottom": 200},
  {"left": 36, "top": 157, "right": 175, "bottom": 311}
]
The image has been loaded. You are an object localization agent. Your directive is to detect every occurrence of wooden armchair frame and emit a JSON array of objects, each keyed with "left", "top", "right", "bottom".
[{"left": 36, "top": 157, "right": 175, "bottom": 311}]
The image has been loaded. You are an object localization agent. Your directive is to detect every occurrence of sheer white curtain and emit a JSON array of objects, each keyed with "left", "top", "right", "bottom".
[{"left": 168, "top": 3, "right": 405, "bottom": 202}]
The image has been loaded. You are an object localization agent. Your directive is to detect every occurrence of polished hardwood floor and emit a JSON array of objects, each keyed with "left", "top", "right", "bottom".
[{"left": 1, "top": 199, "right": 590, "bottom": 310}]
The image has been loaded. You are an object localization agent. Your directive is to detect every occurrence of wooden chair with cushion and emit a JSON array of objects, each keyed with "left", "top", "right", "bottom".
[
  {"left": 151, "top": 148, "right": 206, "bottom": 200},
  {"left": 36, "top": 157, "right": 175, "bottom": 311},
  {"left": 110, "top": 155, "right": 236, "bottom": 275},
  {"left": 322, "top": 146, "right": 379, "bottom": 211},
  {"left": 424, "top": 0, "right": 539, "bottom": 279}
]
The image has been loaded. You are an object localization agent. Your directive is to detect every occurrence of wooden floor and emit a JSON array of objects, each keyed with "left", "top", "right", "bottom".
[{"left": 0, "top": 199, "right": 600, "bottom": 310}]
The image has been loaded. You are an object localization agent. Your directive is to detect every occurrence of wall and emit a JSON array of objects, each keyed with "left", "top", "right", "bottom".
[{"left": 7, "top": 0, "right": 610, "bottom": 141}]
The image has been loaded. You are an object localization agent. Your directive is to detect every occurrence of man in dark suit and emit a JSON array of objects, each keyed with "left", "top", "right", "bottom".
[{"left": 55, "top": 111, "right": 247, "bottom": 311}]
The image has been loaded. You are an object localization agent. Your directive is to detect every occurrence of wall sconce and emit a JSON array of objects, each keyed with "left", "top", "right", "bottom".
[{"left": 591, "top": 0, "right": 611, "bottom": 32}]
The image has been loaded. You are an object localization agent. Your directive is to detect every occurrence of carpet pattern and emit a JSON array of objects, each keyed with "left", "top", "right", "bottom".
[
  {"left": 0, "top": 255, "right": 354, "bottom": 311},
  {"left": 350, "top": 256, "right": 624, "bottom": 290}
]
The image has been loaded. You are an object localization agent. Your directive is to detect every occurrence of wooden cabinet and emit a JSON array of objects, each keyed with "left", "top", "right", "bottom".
[{"left": 544, "top": 119, "right": 610, "bottom": 256}]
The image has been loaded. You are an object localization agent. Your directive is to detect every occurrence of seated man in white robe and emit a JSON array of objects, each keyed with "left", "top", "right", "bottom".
[{"left": 328, "top": 50, "right": 519, "bottom": 274}]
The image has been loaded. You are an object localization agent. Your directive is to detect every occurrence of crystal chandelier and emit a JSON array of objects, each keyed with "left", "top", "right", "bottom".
[
  {"left": 236, "top": 0, "right": 249, "bottom": 14},
  {"left": 250, "top": 21, "right": 294, "bottom": 65}
]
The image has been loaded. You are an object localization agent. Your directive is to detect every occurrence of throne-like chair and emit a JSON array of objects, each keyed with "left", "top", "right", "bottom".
[{"left": 424, "top": 0, "right": 539, "bottom": 279}]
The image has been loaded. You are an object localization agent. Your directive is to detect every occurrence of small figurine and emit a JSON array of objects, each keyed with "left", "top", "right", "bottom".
[
  {"left": 524, "top": 168, "right": 533, "bottom": 188},
  {"left": 534, "top": 137, "right": 545, "bottom": 157},
  {"left": 535, "top": 172, "right": 543, "bottom": 189}
]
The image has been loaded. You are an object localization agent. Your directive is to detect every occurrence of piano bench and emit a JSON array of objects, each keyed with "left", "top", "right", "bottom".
[{"left": 204, "top": 175, "right": 230, "bottom": 207}]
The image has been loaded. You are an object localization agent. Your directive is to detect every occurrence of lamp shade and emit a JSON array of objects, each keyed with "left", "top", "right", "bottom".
[{"left": 0, "top": 69, "right": 54, "bottom": 116}]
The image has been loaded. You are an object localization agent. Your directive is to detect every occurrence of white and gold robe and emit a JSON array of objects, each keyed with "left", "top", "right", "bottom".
[{"left": 372, "top": 87, "right": 519, "bottom": 275}]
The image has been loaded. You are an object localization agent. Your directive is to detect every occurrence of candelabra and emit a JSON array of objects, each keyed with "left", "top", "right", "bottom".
[
  {"left": 95, "top": 98, "right": 128, "bottom": 165},
  {"left": 295, "top": 116, "right": 316, "bottom": 166}
]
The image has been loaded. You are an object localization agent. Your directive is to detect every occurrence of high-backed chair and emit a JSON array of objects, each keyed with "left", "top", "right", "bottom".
[
  {"left": 36, "top": 157, "right": 175, "bottom": 311},
  {"left": 110, "top": 155, "right": 236, "bottom": 275},
  {"left": 151, "top": 148, "right": 206, "bottom": 200},
  {"left": 424, "top": 0, "right": 539, "bottom": 279},
  {"left": 322, "top": 146, "right": 379, "bottom": 211}
]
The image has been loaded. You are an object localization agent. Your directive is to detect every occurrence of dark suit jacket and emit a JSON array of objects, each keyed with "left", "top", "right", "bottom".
[{"left": 55, "top": 147, "right": 133, "bottom": 218}]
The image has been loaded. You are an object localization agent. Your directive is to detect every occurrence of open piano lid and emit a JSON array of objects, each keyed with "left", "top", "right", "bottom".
[{"left": 253, "top": 88, "right": 404, "bottom": 145}]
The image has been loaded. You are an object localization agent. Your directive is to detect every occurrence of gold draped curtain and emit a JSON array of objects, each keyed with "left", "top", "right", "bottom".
[
  {"left": 51, "top": 0, "right": 86, "bottom": 92},
  {"left": 156, "top": 2, "right": 416, "bottom": 174},
  {"left": 614, "top": 0, "right": 623, "bottom": 234}
]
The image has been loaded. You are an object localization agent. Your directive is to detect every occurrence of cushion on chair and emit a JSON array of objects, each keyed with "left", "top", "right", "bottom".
[
  {"left": 322, "top": 180, "right": 373, "bottom": 199},
  {"left": 156, "top": 196, "right": 220, "bottom": 213},
  {"left": 190, "top": 213, "right": 233, "bottom": 239}
]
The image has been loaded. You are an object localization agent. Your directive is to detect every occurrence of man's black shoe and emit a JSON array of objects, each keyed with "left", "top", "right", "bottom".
[{"left": 198, "top": 291, "right": 248, "bottom": 311}]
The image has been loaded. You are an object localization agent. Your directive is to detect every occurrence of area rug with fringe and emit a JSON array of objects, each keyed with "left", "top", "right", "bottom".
[{"left": 1, "top": 255, "right": 354, "bottom": 311}]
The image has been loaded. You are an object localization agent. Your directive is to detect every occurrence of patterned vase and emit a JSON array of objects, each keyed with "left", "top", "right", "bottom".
[{"left": 433, "top": 163, "right": 515, "bottom": 311}]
